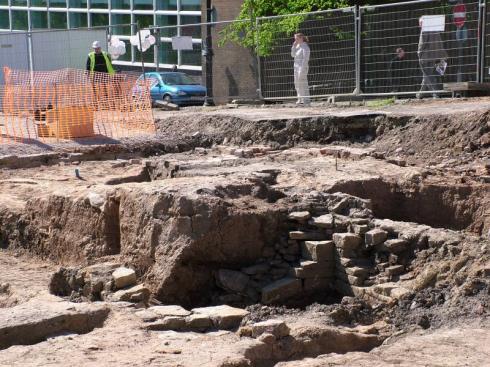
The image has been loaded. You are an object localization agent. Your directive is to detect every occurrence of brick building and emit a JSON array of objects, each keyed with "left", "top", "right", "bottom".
[{"left": 201, "top": 0, "right": 259, "bottom": 104}]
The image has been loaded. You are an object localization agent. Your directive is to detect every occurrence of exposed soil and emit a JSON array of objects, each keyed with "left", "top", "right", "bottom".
[{"left": 0, "top": 99, "right": 488, "bottom": 366}]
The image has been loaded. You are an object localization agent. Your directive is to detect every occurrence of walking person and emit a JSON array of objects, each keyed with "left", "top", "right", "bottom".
[
  {"left": 389, "top": 47, "right": 406, "bottom": 93},
  {"left": 291, "top": 33, "right": 311, "bottom": 105},
  {"left": 417, "top": 17, "right": 448, "bottom": 98}
]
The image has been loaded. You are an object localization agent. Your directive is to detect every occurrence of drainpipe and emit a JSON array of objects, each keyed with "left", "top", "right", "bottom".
[{"left": 203, "top": 0, "right": 214, "bottom": 106}]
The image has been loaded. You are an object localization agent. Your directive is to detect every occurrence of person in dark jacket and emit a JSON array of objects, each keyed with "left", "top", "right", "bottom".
[
  {"left": 389, "top": 47, "right": 406, "bottom": 93},
  {"left": 417, "top": 17, "right": 448, "bottom": 98}
]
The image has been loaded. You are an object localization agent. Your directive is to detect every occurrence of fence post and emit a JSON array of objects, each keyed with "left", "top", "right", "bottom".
[
  {"left": 478, "top": 0, "right": 486, "bottom": 82},
  {"left": 154, "top": 28, "right": 160, "bottom": 72},
  {"left": 136, "top": 22, "right": 146, "bottom": 83},
  {"left": 255, "top": 17, "right": 263, "bottom": 100},
  {"left": 354, "top": 5, "right": 362, "bottom": 95}
]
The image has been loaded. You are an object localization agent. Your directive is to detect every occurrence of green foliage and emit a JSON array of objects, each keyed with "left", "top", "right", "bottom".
[
  {"left": 219, "top": 0, "right": 349, "bottom": 56},
  {"left": 365, "top": 97, "right": 395, "bottom": 108}
]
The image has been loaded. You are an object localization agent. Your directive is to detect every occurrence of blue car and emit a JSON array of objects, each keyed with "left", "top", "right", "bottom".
[{"left": 138, "top": 72, "right": 206, "bottom": 106}]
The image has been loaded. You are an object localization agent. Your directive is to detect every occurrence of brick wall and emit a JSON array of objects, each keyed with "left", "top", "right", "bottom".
[{"left": 202, "top": 0, "right": 259, "bottom": 104}]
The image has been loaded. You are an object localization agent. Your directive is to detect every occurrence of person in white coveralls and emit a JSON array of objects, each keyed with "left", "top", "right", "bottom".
[{"left": 291, "top": 33, "right": 311, "bottom": 106}]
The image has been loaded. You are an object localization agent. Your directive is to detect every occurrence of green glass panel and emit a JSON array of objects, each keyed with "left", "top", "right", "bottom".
[
  {"left": 134, "top": 14, "right": 152, "bottom": 29},
  {"left": 180, "top": 0, "right": 200, "bottom": 11},
  {"left": 0, "top": 0, "right": 8, "bottom": 6},
  {"left": 180, "top": 43, "right": 201, "bottom": 66},
  {"left": 90, "top": 0, "right": 107, "bottom": 9},
  {"left": 155, "top": 15, "right": 177, "bottom": 37},
  {"left": 69, "top": 0, "right": 87, "bottom": 8},
  {"left": 158, "top": 42, "right": 177, "bottom": 65},
  {"left": 69, "top": 12, "right": 87, "bottom": 28},
  {"left": 91, "top": 12, "right": 108, "bottom": 26},
  {"left": 181, "top": 15, "right": 201, "bottom": 38},
  {"left": 31, "top": 11, "right": 48, "bottom": 29},
  {"left": 134, "top": 45, "right": 154, "bottom": 64},
  {"left": 0, "top": 10, "right": 9, "bottom": 29},
  {"left": 133, "top": 0, "right": 152, "bottom": 10},
  {"left": 11, "top": 10, "right": 28, "bottom": 30},
  {"left": 156, "top": 0, "right": 177, "bottom": 11},
  {"left": 11, "top": 0, "right": 27, "bottom": 6},
  {"left": 110, "top": 0, "right": 129, "bottom": 9},
  {"left": 50, "top": 11, "right": 67, "bottom": 28},
  {"left": 31, "top": 0, "right": 47, "bottom": 6},
  {"left": 111, "top": 13, "right": 130, "bottom": 34},
  {"left": 49, "top": 0, "right": 67, "bottom": 8}
]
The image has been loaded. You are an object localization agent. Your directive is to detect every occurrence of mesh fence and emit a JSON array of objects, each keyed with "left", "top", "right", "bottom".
[
  {"left": 257, "top": 8, "right": 357, "bottom": 100},
  {"left": 1, "top": 67, "right": 154, "bottom": 143},
  {"left": 361, "top": 0, "right": 480, "bottom": 95}
]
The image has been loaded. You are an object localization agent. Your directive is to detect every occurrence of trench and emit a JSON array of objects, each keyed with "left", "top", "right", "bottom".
[{"left": 328, "top": 177, "right": 489, "bottom": 235}]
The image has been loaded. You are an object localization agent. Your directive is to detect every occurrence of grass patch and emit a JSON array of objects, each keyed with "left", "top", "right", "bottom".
[{"left": 365, "top": 97, "right": 395, "bottom": 108}]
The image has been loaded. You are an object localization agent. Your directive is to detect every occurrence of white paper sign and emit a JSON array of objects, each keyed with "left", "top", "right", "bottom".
[
  {"left": 171, "top": 36, "right": 193, "bottom": 50},
  {"left": 421, "top": 15, "right": 445, "bottom": 32}
]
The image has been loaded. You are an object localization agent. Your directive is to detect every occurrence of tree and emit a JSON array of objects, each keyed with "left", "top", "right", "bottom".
[{"left": 219, "top": 0, "right": 398, "bottom": 55}]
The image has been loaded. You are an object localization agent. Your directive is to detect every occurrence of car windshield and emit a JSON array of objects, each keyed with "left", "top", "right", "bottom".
[{"left": 162, "top": 73, "right": 198, "bottom": 85}]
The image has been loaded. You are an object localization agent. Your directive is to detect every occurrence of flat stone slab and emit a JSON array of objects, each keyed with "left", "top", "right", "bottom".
[
  {"left": 191, "top": 305, "right": 249, "bottom": 330},
  {"left": 149, "top": 305, "right": 191, "bottom": 317},
  {"left": 261, "top": 277, "right": 302, "bottom": 304},
  {"left": 0, "top": 300, "right": 110, "bottom": 349}
]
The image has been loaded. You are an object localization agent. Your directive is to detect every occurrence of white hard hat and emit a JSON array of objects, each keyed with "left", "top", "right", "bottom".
[{"left": 92, "top": 41, "right": 101, "bottom": 49}]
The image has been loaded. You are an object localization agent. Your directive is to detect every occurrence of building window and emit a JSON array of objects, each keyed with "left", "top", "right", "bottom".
[
  {"left": 50, "top": 0, "right": 67, "bottom": 8},
  {"left": 180, "top": 0, "right": 200, "bottom": 12},
  {"left": 0, "top": 10, "right": 9, "bottom": 29},
  {"left": 180, "top": 43, "right": 201, "bottom": 66},
  {"left": 133, "top": 0, "right": 152, "bottom": 11},
  {"left": 91, "top": 12, "right": 108, "bottom": 26},
  {"left": 156, "top": 0, "right": 177, "bottom": 11},
  {"left": 111, "top": 13, "right": 130, "bottom": 35},
  {"left": 31, "top": 0, "right": 47, "bottom": 6},
  {"left": 11, "top": 11, "right": 28, "bottom": 30},
  {"left": 134, "top": 46, "right": 154, "bottom": 64},
  {"left": 50, "top": 12, "right": 67, "bottom": 28},
  {"left": 0, "top": 0, "right": 8, "bottom": 5},
  {"left": 158, "top": 42, "right": 178, "bottom": 65},
  {"left": 11, "top": 0, "right": 27, "bottom": 6},
  {"left": 69, "top": 12, "right": 87, "bottom": 28},
  {"left": 31, "top": 11, "right": 48, "bottom": 29},
  {"left": 110, "top": 0, "right": 129, "bottom": 10},
  {"left": 90, "top": 0, "right": 107, "bottom": 9},
  {"left": 69, "top": 0, "right": 87, "bottom": 8},
  {"left": 134, "top": 14, "right": 152, "bottom": 29},
  {"left": 181, "top": 15, "right": 201, "bottom": 38},
  {"left": 155, "top": 14, "right": 177, "bottom": 37}
]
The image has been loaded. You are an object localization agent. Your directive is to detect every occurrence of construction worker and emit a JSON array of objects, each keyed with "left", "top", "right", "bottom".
[
  {"left": 86, "top": 41, "right": 115, "bottom": 75},
  {"left": 291, "top": 33, "right": 311, "bottom": 106}
]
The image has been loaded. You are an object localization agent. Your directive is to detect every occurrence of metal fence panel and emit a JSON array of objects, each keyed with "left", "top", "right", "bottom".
[
  {"left": 360, "top": 0, "right": 480, "bottom": 95},
  {"left": 257, "top": 8, "right": 356, "bottom": 101},
  {"left": 31, "top": 28, "right": 108, "bottom": 71},
  {"left": 0, "top": 32, "right": 29, "bottom": 85}
]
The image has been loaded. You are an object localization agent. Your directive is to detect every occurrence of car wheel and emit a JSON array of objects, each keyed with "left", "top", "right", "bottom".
[{"left": 163, "top": 95, "right": 172, "bottom": 103}]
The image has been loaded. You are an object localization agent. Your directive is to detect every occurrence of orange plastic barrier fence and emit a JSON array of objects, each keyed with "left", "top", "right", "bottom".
[{"left": 1, "top": 67, "right": 155, "bottom": 143}]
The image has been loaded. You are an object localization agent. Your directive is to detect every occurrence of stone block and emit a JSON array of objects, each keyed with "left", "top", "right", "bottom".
[
  {"left": 293, "top": 260, "right": 334, "bottom": 279},
  {"left": 149, "top": 305, "right": 191, "bottom": 317},
  {"left": 288, "top": 211, "right": 310, "bottom": 222},
  {"left": 251, "top": 319, "right": 290, "bottom": 339},
  {"left": 110, "top": 284, "right": 150, "bottom": 303},
  {"left": 365, "top": 229, "right": 388, "bottom": 247},
  {"left": 112, "top": 267, "right": 137, "bottom": 290},
  {"left": 310, "top": 214, "right": 334, "bottom": 229},
  {"left": 352, "top": 224, "right": 369, "bottom": 235},
  {"left": 303, "top": 277, "right": 333, "bottom": 292},
  {"left": 384, "top": 239, "right": 409, "bottom": 254},
  {"left": 385, "top": 265, "right": 405, "bottom": 276},
  {"left": 336, "top": 271, "right": 364, "bottom": 286},
  {"left": 333, "top": 233, "right": 362, "bottom": 251},
  {"left": 145, "top": 316, "right": 186, "bottom": 331},
  {"left": 191, "top": 305, "right": 249, "bottom": 330},
  {"left": 345, "top": 266, "right": 370, "bottom": 279},
  {"left": 301, "top": 240, "right": 335, "bottom": 262},
  {"left": 185, "top": 314, "right": 213, "bottom": 330},
  {"left": 261, "top": 278, "right": 302, "bottom": 304},
  {"left": 241, "top": 263, "right": 270, "bottom": 276},
  {"left": 289, "top": 231, "right": 328, "bottom": 241},
  {"left": 217, "top": 269, "right": 249, "bottom": 293}
]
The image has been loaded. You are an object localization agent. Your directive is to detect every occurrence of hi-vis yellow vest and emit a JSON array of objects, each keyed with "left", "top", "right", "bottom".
[{"left": 88, "top": 51, "right": 115, "bottom": 75}]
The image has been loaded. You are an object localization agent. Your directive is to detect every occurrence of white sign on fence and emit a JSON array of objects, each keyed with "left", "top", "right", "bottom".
[
  {"left": 171, "top": 36, "right": 193, "bottom": 50},
  {"left": 421, "top": 15, "right": 445, "bottom": 32}
]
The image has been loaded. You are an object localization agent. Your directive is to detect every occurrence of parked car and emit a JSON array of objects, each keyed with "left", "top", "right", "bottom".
[{"left": 137, "top": 72, "right": 206, "bottom": 106}]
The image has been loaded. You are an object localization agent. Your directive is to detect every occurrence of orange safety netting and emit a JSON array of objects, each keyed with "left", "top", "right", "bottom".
[{"left": 1, "top": 67, "right": 155, "bottom": 143}]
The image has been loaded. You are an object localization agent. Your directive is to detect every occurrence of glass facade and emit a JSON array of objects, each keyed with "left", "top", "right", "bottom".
[{"left": 0, "top": 0, "right": 202, "bottom": 70}]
